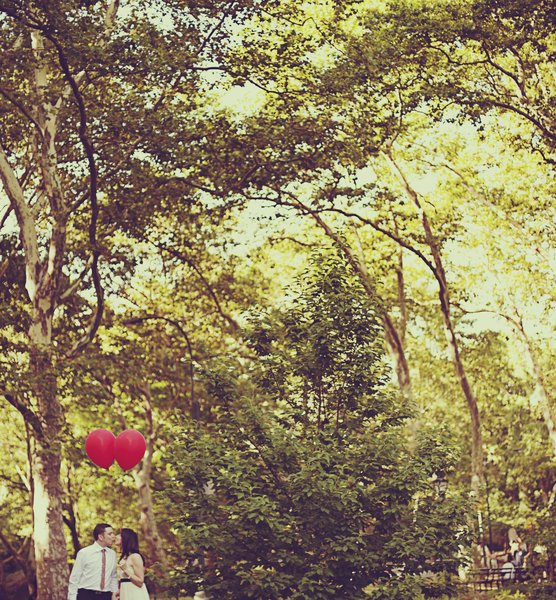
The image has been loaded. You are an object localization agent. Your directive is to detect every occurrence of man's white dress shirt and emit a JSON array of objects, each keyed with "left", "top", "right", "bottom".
[{"left": 68, "top": 541, "right": 118, "bottom": 600}]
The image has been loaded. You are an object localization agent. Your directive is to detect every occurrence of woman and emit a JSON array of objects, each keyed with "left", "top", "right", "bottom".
[{"left": 115, "top": 528, "right": 150, "bottom": 600}]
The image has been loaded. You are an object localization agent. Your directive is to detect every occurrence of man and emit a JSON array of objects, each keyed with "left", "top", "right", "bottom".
[{"left": 68, "top": 523, "right": 118, "bottom": 600}]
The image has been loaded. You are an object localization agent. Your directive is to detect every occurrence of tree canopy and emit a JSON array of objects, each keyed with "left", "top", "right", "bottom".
[{"left": 0, "top": 0, "right": 554, "bottom": 599}]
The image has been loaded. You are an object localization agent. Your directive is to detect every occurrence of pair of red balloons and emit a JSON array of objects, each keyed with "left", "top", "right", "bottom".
[{"left": 85, "top": 429, "right": 146, "bottom": 471}]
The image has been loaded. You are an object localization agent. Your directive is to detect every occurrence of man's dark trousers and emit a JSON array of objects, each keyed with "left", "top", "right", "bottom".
[{"left": 76, "top": 590, "right": 111, "bottom": 599}]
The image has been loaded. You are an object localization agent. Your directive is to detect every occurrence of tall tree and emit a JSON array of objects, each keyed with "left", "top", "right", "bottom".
[{"left": 0, "top": 1, "right": 259, "bottom": 597}]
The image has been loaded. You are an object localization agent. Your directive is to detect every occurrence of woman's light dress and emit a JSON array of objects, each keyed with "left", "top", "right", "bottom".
[{"left": 118, "top": 554, "right": 150, "bottom": 600}]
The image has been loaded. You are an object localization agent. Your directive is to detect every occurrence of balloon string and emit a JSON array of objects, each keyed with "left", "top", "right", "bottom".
[
  {"left": 118, "top": 492, "right": 122, "bottom": 593},
  {"left": 118, "top": 478, "right": 123, "bottom": 554}
]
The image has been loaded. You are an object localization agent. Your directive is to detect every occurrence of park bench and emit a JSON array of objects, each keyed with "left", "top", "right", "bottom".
[{"left": 469, "top": 566, "right": 530, "bottom": 590}]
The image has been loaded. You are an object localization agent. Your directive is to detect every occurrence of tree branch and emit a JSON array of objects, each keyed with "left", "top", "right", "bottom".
[
  {"left": 0, "top": 143, "right": 41, "bottom": 296},
  {"left": 123, "top": 314, "right": 198, "bottom": 418},
  {"left": 152, "top": 242, "right": 239, "bottom": 331},
  {"left": 460, "top": 97, "right": 556, "bottom": 144},
  {"left": 1, "top": 389, "right": 44, "bottom": 441},
  {"left": 41, "top": 33, "right": 104, "bottom": 357},
  {"left": 481, "top": 43, "right": 524, "bottom": 98},
  {"left": 59, "top": 256, "right": 94, "bottom": 301},
  {"left": 0, "top": 86, "right": 42, "bottom": 133},
  {"left": 0, "top": 203, "right": 13, "bottom": 231}
]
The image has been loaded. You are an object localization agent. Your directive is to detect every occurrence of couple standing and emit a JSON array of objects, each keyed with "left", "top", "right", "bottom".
[{"left": 68, "top": 523, "right": 150, "bottom": 600}]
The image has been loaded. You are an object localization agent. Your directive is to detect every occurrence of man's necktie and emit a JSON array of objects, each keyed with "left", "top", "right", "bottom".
[{"left": 100, "top": 548, "right": 106, "bottom": 590}]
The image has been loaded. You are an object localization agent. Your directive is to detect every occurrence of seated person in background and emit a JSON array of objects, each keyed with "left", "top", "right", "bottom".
[
  {"left": 510, "top": 535, "right": 521, "bottom": 554},
  {"left": 477, "top": 542, "right": 498, "bottom": 569},
  {"left": 514, "top": 546, "right": 526, "bottom": 568},
  {"left": 501, "top": 554, "right": 516, "bottom": 583}
]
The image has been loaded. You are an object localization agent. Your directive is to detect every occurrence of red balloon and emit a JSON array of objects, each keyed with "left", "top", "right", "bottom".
[
  {"left": 115, "top": 429, "right": 146, "bottom": 471},
  {"left": 85, "top": 429, "right": 116, "bottom": 469}
]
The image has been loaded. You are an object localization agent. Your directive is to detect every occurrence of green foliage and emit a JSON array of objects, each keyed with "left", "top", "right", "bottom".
[
  {"left": 517, "top": 583, "right": 556, "bottom": 600},
  {"left": 366, "top": 573, "right": 458, "bottom": 600},
  {"left": 245, "top": 251, "right": 393, "bottom": 429},
  {"left": 159, "top": 255, "right": 469, "bottom": 599},
  {"left": 365, "top": 575, "right": 427, "bottom": 600},
  {"left": 161, "top": 409, "right": 469, "bottom": 598}
]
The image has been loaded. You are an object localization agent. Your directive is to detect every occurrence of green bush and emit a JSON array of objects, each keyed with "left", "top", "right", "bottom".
[
  {"left": 516, "top": 582, "right": 556, "bottom": 599},
  {"left": 490, "top": 590, "right": 527, "bottom": 600},
  {"left": 159, "top": 254, "right": 470, "bottom": 599},
  {"left": 366, "top": 575, "right": 427, "bottom": 600}
]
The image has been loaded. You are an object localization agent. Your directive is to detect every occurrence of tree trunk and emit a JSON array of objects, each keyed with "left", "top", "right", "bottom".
[
  {"left": 384, "top": 242, "right": 413, "bottom": 403},
  {"left": 505, "top": 314, "right": 556, "bottom": 457},
  {"left": 32, "top": 433, "right": 68, "bottom": 600},
  {"left": 439, "top": 304, "right": 485, "bottom": 491},
  {"left": 133, "top": 469, "right": 167, "bottom": 569},
  {"left": 528, "top": 362, "right": 556, "bottom": 457},
  {"left": 134, "top": 384, "right": 167, "bottom": 569},
  {"left": 1, "top": 147, "right": 69, "bottom": 598},
  {"left": 387, "top": 152, "right": 485, "bottom": 491},
  {"left": 0, "top": 534, "right": 35, "bottom": 598},
  {"left": 352, "top": 223, "right": 414, "bottom": 403},
  {"left": 63, "top": 487, "right": 82, "bottom": 558},
  {"left": 328, "top": 217, "right": 414, "bottom": 403},
  {"left": 382, "top": 311, "right": 413, "bottom": 403},
  {"left": 29, "top": 342, "right": 68, "bottom": 600},
  {"left": 1, "top": 5, "right": 121, "bottom": 597},
  {"left": 395, "top": 247, "right": 408, "bottom": 346}
]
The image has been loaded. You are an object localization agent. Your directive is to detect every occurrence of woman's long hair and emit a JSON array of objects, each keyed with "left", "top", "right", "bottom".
[{"left": 119, "top": 528, "right": 145, "bottom": 565}]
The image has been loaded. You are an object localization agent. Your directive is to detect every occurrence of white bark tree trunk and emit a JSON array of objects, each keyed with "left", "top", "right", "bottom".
[
  {"left": 502, "top": 313, "right": 556, "bottom": 457},
  {"left": 387, "top": 152, "right": 485, "bottom": 492},
  {"left": 0, "top": 3, "right": 117, "bottom": 593},
  {"left": 0, "top": 144, "right": 69, "bottom": 599},
  {"left": 133, "top": 383, "right": 168, "bottom": 569}
]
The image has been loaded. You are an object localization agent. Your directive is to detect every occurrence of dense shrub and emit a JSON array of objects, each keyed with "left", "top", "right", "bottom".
[{"left": 159, "top": 253, "right": 470, "bottom": 598}]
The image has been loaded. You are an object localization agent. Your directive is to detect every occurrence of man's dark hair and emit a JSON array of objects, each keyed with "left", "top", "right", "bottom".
[{"left": 93, "top": 523, "right": 112, "bottom": 540}]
